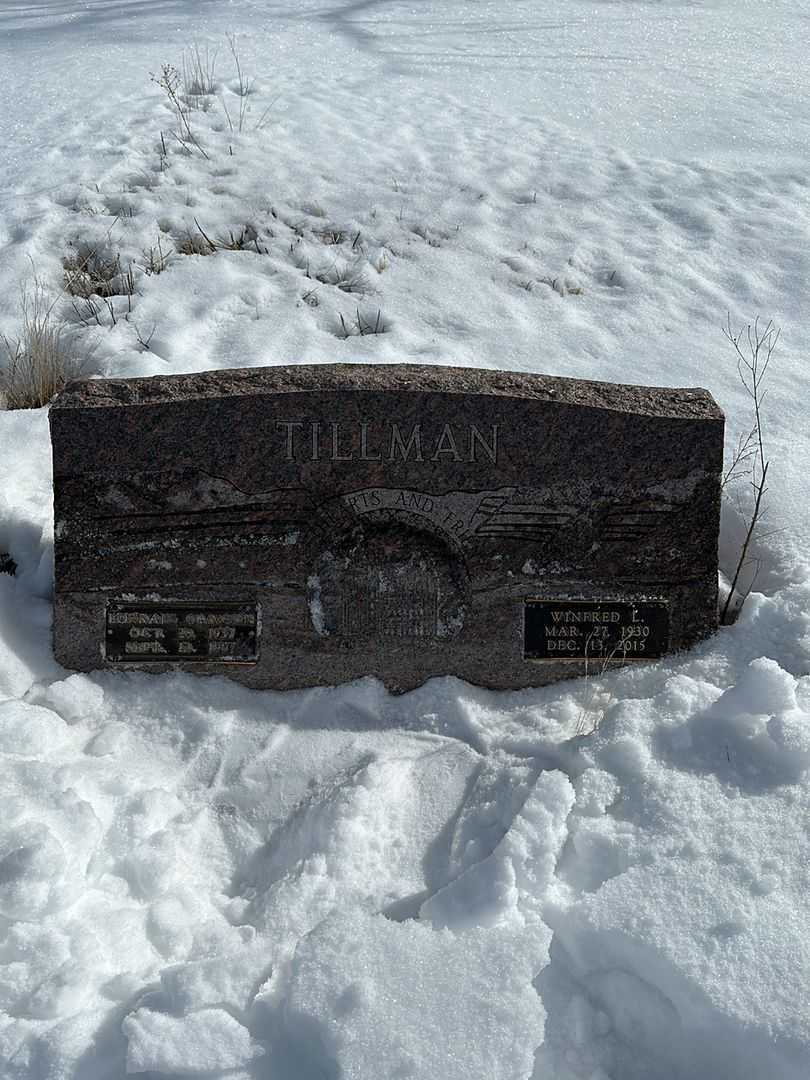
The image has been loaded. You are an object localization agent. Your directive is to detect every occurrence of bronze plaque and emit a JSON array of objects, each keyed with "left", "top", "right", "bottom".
[
  {"left": 524, "top": 599, "right": 669, "bottom": 662},
  {"left": 106, "top": 601, "right": 259, "bottom": 663}
]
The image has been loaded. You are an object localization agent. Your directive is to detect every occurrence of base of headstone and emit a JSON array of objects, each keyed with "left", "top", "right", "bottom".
[{"left": 52, "top": 579, "right": 716, "bottom": 692}]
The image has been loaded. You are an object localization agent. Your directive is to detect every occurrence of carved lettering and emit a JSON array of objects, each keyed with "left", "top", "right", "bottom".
[
  {"left": 345, "top": 490, "right": 383, "bottom": 513},
  {"left": 469, "top": 424, "right": 498, "bottom": 463},
  {"left": 389, "top": 424, "right": 423, "bottom": 462},
  {"left": 441, "top": 510, "right": 467, "bottom": 534},
  {"left": 551, "top": 609, "right": 621, "bottom": 624},
  {"left": 360, "top": 422, "right": 380, "bottom": 461},
  {"left": 396, "top": 491, "right": 434, "bottom": 513},
  {"left": 183, "top": 612, "right": 255, "bottom": 626},
  {"left": 270, "top": 421, "right": 499, "bottom": 465},
  {"left": 125, "top": 640, "right": 168, "bottom": 654},
  {"left": 108, "top": 611, "right": 177, "bottom": 626},
  {"left": 277, "top": 421, "right": 304, "bottom": 461},
  {"left": 331, "top": 422, "right": 353, "bottom": 461},
  {"left": 431, "top": 424, "right": 461, "bottom": 461},
  {"left": 342, "top": 488, "right": 481, "bottom": 543}
]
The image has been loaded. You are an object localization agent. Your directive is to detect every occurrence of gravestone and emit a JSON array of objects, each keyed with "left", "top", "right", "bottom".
[{"left": 50, "top": 363, "right": 724, "bottom": 692}]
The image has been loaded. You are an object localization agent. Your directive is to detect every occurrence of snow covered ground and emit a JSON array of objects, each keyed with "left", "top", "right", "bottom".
[{"left": 1, "top": 1, "right": 810, "bottom": 1077}]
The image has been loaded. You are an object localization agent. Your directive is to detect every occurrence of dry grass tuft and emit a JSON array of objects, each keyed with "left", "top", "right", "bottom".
[
  {"left": 316, "top": 258, "right": 371, "bottom": 295},
  {"left": 63, "top": 245, "right": 134, "bottom": 299},
  {"left": 140, "top": 236, "right": 173, "bottom": 275},
  {"left": 315, "top": 227, "right": 348, "bottom": 246},
  {"left": 182, "top": 43, "right": 218, "bottom": 104},
  {"left": 1, "top": 280, "right": 87, "bottom": 409},
  {"left": 175, "top": 229, "right": 215, "bottom": 256},
  {"left": 336, "top": 307, "right": 389, "bottom": 338},
  {"left": 175, "top": 219, "right": 264, "bottom": 255}
]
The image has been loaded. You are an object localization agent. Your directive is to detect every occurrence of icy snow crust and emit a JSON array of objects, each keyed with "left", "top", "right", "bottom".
[{"left": 2, "top": 1, "right": 810, "bottom": 1077}]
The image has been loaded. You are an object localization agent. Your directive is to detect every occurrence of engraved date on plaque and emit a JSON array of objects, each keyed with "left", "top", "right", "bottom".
[
  {"left": 524, "top": 600, "right": 669, "bottom": 661},
  {"left": 106, "top": 601, "right": 259, "bottom": 663}
]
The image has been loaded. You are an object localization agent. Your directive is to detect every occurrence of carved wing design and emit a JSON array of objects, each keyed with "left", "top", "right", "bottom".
[
  {"left": 599, "top": 503, "right": 674, "bottom": 542},
  {"left": 473, "top": 496, "right": 573, "bottom": 540},
  {"left": 86, "top": 472, "right": 316, "bottom": 537}
]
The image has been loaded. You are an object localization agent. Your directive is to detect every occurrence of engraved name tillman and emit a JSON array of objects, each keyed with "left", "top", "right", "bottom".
[{"left": 275, "top": 422, "right": 498, "bottom": 464}]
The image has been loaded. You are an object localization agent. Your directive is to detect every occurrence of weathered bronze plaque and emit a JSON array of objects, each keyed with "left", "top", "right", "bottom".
[
  {"left": 106, "top": 602, "right": 259, "bottom": 663},
  {"left": 49, "top": 363, "right": 724, "bottom": 692},
  {"left": 524, "top": 599, "right": 670, "bottom": 662}
]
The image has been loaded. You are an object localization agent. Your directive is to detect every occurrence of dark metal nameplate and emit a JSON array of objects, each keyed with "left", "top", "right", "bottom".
[
  {"left": 524, "top": 599, "right": 669, "bottom": 661},
  {"left": 106, "top": 601, "right": 259, "bottom": 663}
]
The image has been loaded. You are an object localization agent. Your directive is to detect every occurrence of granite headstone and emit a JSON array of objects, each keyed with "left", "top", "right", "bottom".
[{"left": 50, "top": 363, "right": 724, "bottom": 691}]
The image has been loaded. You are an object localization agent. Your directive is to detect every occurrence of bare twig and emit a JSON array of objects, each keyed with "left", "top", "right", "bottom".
[
  {"left": 226, "top": 33, "right": 252, "bottom": 132},
  {"left": 720, "top": 315, "right": 778, "bottom": 623},
  {"left": 722, "top": 424, "right": 758, "bottom": 488},
  {"left": 151, "top": 63, "right": 210, "bottom": 159},
  {"left": 134, "top": 322, "right": 157, "bottom": 350},
  {"left": 254, "top": 95, "right": 280, "bottom": 132}
]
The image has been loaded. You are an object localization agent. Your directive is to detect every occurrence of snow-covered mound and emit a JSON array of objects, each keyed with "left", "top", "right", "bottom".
[
  {"left": 2, "top": 2, "right": 810, "bottom": 1078},
  {"left": 2, "top": 414, "right": 809, "bottom": 1079}
]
